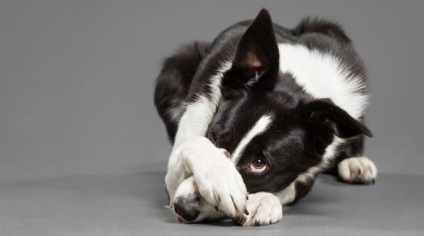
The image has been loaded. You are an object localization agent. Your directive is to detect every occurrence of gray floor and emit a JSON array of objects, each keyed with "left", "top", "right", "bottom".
[
  {"left": 2, "top": 161, "right": 423, "bottom": 235},
  {"left": 1, "top": 1, "right": 424, "bottom": 235}
]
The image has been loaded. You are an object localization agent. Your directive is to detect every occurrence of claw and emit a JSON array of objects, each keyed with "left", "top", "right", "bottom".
[
  {"left": 234, "top": 216, "right": 246, "bottom": 226},
  {"left": 244, "top": 208, "right": 249, "bottom": 215}
]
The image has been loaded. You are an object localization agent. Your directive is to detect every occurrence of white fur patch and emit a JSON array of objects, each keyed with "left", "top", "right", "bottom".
[
  {"left": 276, "top": 182, "right": 297, "bottom": 206},
  {"left": 232, "top": 114, "right": 273, "bottom": 163},
  {"left": 338, "top": 156, "right": 377, "bottom": 184},
  {"left": 173, "top": 176, "right": 198, "bottom": 202},
  {"left": 278, "top": 44, "right": 368, "bottom": 119},
  {"left": 172, "top": 96, "right": 215, "bottom": 147},
  {"left": 173, "top": 61, "right": 232, "bottom": 148}
]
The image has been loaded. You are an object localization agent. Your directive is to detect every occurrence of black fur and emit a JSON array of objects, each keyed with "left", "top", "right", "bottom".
[
  {"left": 155, "top": 9, "right": 371, "bottom": 205},
  {"left": 154, "top": 42, "right": 209, "bottom": 142}
]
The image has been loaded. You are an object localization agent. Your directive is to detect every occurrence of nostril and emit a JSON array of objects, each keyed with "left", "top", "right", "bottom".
[
  {"left": 173, "top": 198, "right": 185, "bottom": 217},
  {"left": 173, "top": 196, "right": 200, "bottom": 222}
]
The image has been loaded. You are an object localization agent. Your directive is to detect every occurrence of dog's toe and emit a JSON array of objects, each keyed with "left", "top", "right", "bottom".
[{"left": 239, "top": 192, "right": 282, "bottom": 226}]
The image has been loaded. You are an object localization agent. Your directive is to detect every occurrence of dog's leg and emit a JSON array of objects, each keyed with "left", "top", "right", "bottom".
[
  {"left": 338, "top": 156, "right": 377, "bottom": 184},
  {"left": 177, "top": 137, "right": 248, "bottom": 218},
  {"left": 326, "top": 134, "right": 377, "bottom": 184},
  {"left": 164, "top": 95, "right": 226, "bottom": 205},
  {"left": 166, "top": 135, "right": 248, "bottom": 219},
  {"left": 164, "top": 59, "right": 248, "bottom": 219}
]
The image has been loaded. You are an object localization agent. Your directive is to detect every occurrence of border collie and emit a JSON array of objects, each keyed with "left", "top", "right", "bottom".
[{"left": 154, "top": 9, "right": 377, "bottom": 226}]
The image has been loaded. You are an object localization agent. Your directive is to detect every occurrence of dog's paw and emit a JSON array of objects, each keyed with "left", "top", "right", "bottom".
[
  {"left": 338, "top": 157, "right": 377, "bottom": 184},
  {"left": 235, "top": 192, "right": 282, "bottom": 226},
  {"left": 181, "top": 137, "right": 248, "bottom": 218}
]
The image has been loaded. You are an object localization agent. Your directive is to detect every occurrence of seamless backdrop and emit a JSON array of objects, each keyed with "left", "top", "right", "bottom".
[{"left": 1, "top": 1, "right": 423, "bottom": 235}]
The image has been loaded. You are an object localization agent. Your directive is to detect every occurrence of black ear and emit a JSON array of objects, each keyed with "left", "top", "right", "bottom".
[
  {"left": 304, "top": 99, "right": 373, "bottom": 139},
  {"left": 224, "top": 9, "right": 279, "bottom": 90}
]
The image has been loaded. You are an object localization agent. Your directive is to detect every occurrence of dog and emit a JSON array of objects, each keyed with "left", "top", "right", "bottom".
[{"left": 154, "top": 9, "right": 377, "bottom": 226}]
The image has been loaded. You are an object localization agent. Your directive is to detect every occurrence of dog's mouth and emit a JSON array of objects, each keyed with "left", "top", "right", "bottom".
[
  {"left": 174, "top": 209, "right": 200, "bottom": 223},
  {"left": 174, "top": 210, "right": 202, "bottom": 224}
]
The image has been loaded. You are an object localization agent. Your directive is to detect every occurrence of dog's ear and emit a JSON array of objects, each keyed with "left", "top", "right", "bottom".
[
  {"left": 303, "top": 99, "right": 373, "bottom": 156},
  {"left": 223, "top": 9, "right": 279, "bottom": 96}
]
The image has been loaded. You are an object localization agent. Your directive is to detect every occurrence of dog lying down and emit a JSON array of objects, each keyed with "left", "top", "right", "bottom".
[{"left": 154, "top": 9, "right": 376, "bottom": 226}]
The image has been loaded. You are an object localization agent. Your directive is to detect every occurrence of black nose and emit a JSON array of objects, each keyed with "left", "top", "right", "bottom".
[{"left": 174, "top": 196, "right": 200, "bottom": 222}]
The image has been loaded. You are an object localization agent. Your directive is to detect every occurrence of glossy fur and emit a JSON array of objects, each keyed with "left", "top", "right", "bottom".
[{"left": 155, "top": 9, "right": 375, "bottom": 225}]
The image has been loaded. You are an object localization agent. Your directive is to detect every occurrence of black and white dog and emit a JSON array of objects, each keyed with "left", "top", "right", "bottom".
[{"left": 154, "top": 9, "right": 377, "bottom": 226}]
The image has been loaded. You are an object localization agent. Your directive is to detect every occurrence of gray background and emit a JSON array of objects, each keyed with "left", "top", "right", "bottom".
[{"left": 1, "top": 0, "right": 423, "bottom": 235}]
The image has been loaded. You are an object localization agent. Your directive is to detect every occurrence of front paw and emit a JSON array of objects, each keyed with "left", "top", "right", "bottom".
[
  {"left": 235, "top": 192, "right": 282, "bottom": 226},
  {"left": 195, "top": 162, "right": 248, "bottom": 219},
  {"left": 181, "top": 137, "right": 248, "bottom": 218}
]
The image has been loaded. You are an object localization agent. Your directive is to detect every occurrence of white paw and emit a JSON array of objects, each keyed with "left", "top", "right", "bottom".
[
  {"left": 236, "top": 192, "right": 283, "bottom": 226},
  {"left": 180, "top": 137, "right": 248, "bottom": 218},
  {"left": 338, "top": 157, "right": 377, "bottom": 184}
]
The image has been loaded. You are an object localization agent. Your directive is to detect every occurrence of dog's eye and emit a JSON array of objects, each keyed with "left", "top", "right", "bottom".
[{"left": 250, "top": 159, "right": 267, "bottom": 173}]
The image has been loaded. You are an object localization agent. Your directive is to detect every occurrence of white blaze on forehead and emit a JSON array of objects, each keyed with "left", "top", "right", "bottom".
[{"left": 232, "top": 114, "right": 273, "bottom": 163}]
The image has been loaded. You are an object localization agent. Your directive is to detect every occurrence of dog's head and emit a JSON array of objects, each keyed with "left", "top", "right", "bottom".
[
  {"left": 173, "top": 9, "right": 372, "bottom": 223},
  {"left": 208, "top": 9, "right": 372, "bottom": 195}
]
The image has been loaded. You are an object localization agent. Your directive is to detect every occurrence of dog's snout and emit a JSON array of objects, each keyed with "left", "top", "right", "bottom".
[{"left": 174, "top": 196, "right": 200, "bottom": 222}]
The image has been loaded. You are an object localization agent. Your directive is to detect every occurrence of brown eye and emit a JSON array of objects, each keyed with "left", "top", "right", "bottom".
[{"left": 250, "top": 159, "right": 267, "bottom": 173}]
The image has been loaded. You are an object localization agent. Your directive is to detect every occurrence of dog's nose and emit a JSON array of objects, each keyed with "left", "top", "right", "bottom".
[{"left": 174, "top": 196, "right": 200, "bottom": 222}]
